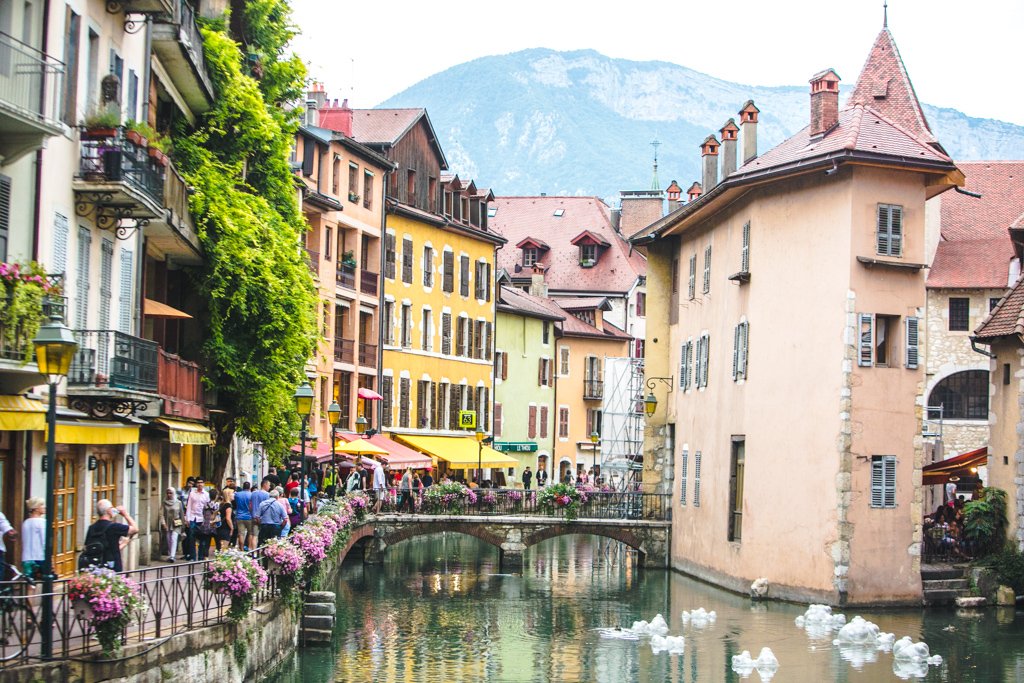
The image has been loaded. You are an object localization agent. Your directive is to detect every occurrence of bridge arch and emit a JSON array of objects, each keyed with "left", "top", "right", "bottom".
[
  {"left": 521, "top": 524, "right": 648, "bottom": 565},
  {"left": 377, "top": 521, "right": 507, "bottom": 554}
]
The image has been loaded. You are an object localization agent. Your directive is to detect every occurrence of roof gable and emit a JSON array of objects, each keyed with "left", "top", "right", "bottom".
[
  {"left": 516, "top": 236, "right": 550, "bottom": 250},
  {"left": 976, "top": 273, "right": 1024, "bottom": 341},
  {"left": 349, "top": 108, "right": 448, "bottom": 169},
  {"left": 570, "top": 230, "right": 611, "bottom": 247}
]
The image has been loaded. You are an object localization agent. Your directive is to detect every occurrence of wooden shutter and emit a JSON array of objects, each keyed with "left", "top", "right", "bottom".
[
  {"left": 423, "top": 246, "right": 433, "bottom": 287},
  {"left": 528, "top": 405, "right": 537, "bottom": 438},
  {"left": 456, "top": 317, "right": 465, "bottom": 357},
  {"left": 381, "top": 376, "right": 393, "bottom": 427},
  {"left": 501, "top": 350, "right": 508, "bottom": 380},
  {"left": 679, "top": 448, "right": 688, "bottom": 505},
  {"left": 465, "top": 384, "right": 475, "bottom": 416},
  {"left": 871, "top": 457, "right": 884, "bottom": 507},
  {"left": 585, "top": 409, "right": 593, "bottom": 435},
  {"left": 449, "top": 385, "right": 460, "bottom": 429},
  {"left": 688, "top": 255, "right": 696, "bottom": 299},
  {"left": 741, "top": 221, "right": 750, "bottom": 272},
  {"left": 443, "top": 250, "right": 454, "bottom": 292},
  {"left": 460, "top": 255, "right": 470, "bottom": 297},
  {"left": 430, "top": 381, "right": 439, "bottom": 428},
  {"left": 402, "top": 237, "right": 413, "bottom": 283},
  {"left": 301, "top": 139, "right": 314, "bottom": 176},
  {"left": 485, "top": 262, "right": 491, "bottom": 302},
  {"left": 482, "top": 388, "right": 489, "bottom": 432},
  {"left": 485, "top": 322, "right": 493, "bottom": 361},
  {"left": 876, "top": 205, "right": 890, "bottom": 254},
  {"left": 494, "top": 403, "right": 503, "bottom": 437},
  {"left": 858, "top": 313, "right": 874, "bottom": 367},
  {"left": 702, "top": 245, "right": 712, "bottom": 294},
  {"left": 399, "top": 377, "right": 411, "bottom": 428},
  {"left": 417, "top": 380, "right": 428, "bottom": 428},
  {"left": 890, "top": 207, "right": 902, "bottom": 256},
  {"left": 559, "top": 407, "right": 568, "bottom": 437},
  {"left": 539, "top": 405, "right": 548, "bottom": 438},
  {"left": 441, "top": 313, "right": 451, "bottom": 354},
  {"left": 384, "top": 233, "right": 396, "bottom": 279},
  {"left": 905, "top": 317, "right": 919, "bottom": 369},
  {"left": 538, "top": 358, "right": 544, "bottom": 386}
]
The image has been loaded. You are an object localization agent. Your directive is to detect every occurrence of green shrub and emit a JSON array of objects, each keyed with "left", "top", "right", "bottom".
[
  {"left": 963, "top": 487, "right": 1008, "bottom": 557},
  {"left": 988, "top": 544, "right": 1024, "bottom": 594}
]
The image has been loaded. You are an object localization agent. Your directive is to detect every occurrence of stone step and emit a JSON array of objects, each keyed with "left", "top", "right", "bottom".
[
  {"left": 304, "top": 602, "right": 336, "bottom": 616},
  {"left": 921, "top": 566, "right": 965, "bottom": 581},
  {"left": 922, "top": 588, "right": 968, "bottom": 606},
  {"left": 955, "top": 596, "right": 987, "bottom": 608},
  {"left": 306, "top": 591, "right": 336, "bottom": 602},
  {"left": 922, "top": 579, "right": 969, "bottom": 591},
  {"left": 301, "top": 628, "right": 334, "bottom": 644},
  {"left": 302, "top": 614, "right": 336, "bottom": 630}
]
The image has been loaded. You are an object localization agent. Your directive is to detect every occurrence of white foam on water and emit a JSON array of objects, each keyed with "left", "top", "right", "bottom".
[
  {"left": 650, "top": 634, "right": 685, "bottom": 654},
  {"left": 681, "top": 607, "right": 717, "bottom": 629}
]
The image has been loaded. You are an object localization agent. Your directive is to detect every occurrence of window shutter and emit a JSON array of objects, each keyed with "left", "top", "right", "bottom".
[
  {"left": 693, "top": 450, "right": 702, "bottom": 507},
  {"left": 485, "top": 263, "right": 491, "bottom": 302},
  {"left": 702, "top": 245, "right": 712, "bottom": 294},
  {"left": 905, "top": 317, "right": 919, "bottom": 370},
  {"left": 417, "top": 380, "right": 427, "bottom": 428},
  {"left": 528, "top": 405, "right": 537, "bottom": 438},
  {"left": 732, "top": 324, "right": 740, "bottom": 380},
  {"left": 384, "top": 233, "right": 396, "bottom": 279},
  {"left": 466, "top": 385, "right": 475, "bottom": 417},
  {"left": 381, "top": 376, "right": 393, "bottom": 427},
  {"left": 741, "top": 221, "right": 750, "bottom": 272},
  {"left": 75, "top": 226, "right": 92, "bottom": 329},
  {"left": 441, "top": 313, "right": 451, "bottom": 354},
  {"left": 456, "top": 318, "right": 465, "bottom": 357},
  {"left": 870, "top": 458, "right": 884, "bottom": 507},
  {"left": 460, "top": 255, "right": 470, "bottom": 297},
  {"left": 884, "top": 456, "right": 896, "bottom": 507},
  {"left": 431, "top": 381, "right": 440, "bottom": 428},
  {"left": 876, "top": 205, "right": 890, "bottom": 255},
  {"left": 539, "top": 405, "right": 548, "bottom": 438},
  {"left": 118, "top": 248, "right": 133, "bottom": 333},
  {"left": 422, "top": 246, "right": 433, "bottom": 287},
  {"left": 890, "top": 206, "right": 902, "bottom": 256},
  {"left": 482, "top": 388, "right": 490, "bottom": 431},
  {"left": 53, "top": 212, "right": 69, "bottom": 275},
  {"left": 739, "top": 321, "right": 749, "bottom": 380},
  {"left": 443, "top": 250, "right": 454, "bottom": 292},
  {"left": 585, "top": 409, "right": 593, "bottom": 435},
  {"left": 688, "top": 255, "right": 696, "bottom": 299},
  {"left": 559, "top": 407, "right": 568, "bottom": 437},
  {"left": 494, "top": 403, "right": 503, "bottom": 437},
  {"left": 0, "top": 175, "right": 10, "bottom": 259},
  {"left": 399, "top": 378, "right": 411, "bottom": 428},
  {"left": 703, "top": 335, "right": 710, "bottom": 387},
  {"left": 402, "top": 237, "right": 413, "bottom": 283},
  {"left": 680, "top": 448, "right": 688, "bottom": 505},
  {"left": 99, "top": 239, "right": 113, "bottom": 330},
  {"left": 538, "top": 358, "right": 544, "bottom": 386},
  {"left": 485, "top": 322, "right": 493, "bottom": 361},
  {"left": 302, "top": 140, "right": 314, "bottom": 176},
  {"left": 858, "top": 313, "right": 874, "bottom": 367}
]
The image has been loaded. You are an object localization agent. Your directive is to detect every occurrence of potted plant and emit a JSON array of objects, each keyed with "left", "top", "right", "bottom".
[
  {"left": 66, "top": 568, "right": 147, "bottom": 657},
  {"left": 205, "top": 549, "right": 269, "bottom": 622},
  {"left": 538, "top": 482, "right": 583, "bottom": 521},
  {"left": 263, "top": 537, "right": 306, "bottom": 575},
  {"left": 0, "top": 261, "right": 62, "bottom": 362},
  {"left": 124, "top": 120, "right": 153, "bottom": 148},
  {"left": 424, "top": 481, "right": 476, "bottom": 515},
  {"left": 146, "top": 133, "right": 170, "bottom": 167},
  {"left": 81, "top": 109, "right": 121, "bottom": 139},
  {"left": 342, "top": 250, "right": 357, "bottom": 268}
]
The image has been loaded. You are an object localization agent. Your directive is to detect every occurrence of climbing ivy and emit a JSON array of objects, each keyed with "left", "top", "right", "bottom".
[{"left": 173, "top": 2, "right": 316, "bottom": 467}]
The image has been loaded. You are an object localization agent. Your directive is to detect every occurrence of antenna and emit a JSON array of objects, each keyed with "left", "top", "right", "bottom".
[
  {"left": 650, "top": 138, "right": 661, "bottom": 191},
  {"left": 883, "top": 0, "right": 888, "bottom": 28}
]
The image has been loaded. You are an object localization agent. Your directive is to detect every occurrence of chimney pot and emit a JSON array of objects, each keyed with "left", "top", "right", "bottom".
[
  {"left": 719, "top": 119, "right": 739, "bottom": 178},
  {"left": 809, "top": 69, "right": 841, "bottom": 137},
  {"left": 305, "top": 99, "right": 318, "bottom": 127},
  {"left": 701, "top": 135, "right": 720, "bottom": 191},
  {"left": 739, "top": 100, "right": 760, "bottom": 164},
  {"left": 686, "top": 181, "right": 703, "bottom": 202}
]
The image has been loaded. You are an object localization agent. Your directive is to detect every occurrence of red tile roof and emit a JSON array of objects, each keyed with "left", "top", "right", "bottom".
[
  {"left": 975, "top": 274, "right": 1024, "bottom": 340},
  {"left": 926, "top": 238, "right": 1013, "bottom": 289},
  {"left": 490, "top": 196, "right": 646, "bottom": 294},
  {"left": 847, "top": 28, "right": 937, "bottom": 146},
  {"left": 497, "top": 286, "right": 565, "bottom": 322},
  {"left": 348, "top": 108, "right": 425, "bottom": 145},
  {"left": 938, "top": 162, "right": 1024, "bottom": 241}
]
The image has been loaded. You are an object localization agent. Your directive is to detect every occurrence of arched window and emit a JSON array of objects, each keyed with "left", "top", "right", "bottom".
[{"left": 928, "top": 370, "right": 989, "bottom": 420}]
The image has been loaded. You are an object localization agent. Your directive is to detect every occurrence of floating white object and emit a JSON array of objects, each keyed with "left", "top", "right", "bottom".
[
  {"left": 731, "top": 647, "right": 779, "bottom": 680},
  {"left": 795, "top": 604, "right": 847, "bottom": 639},
  {"left": 892, "top": 636, "right": 931, "bottom": 662},
  {"left": 751, "top": 577, "right": 770, "bottom": 598},
  {"left": 628, "top": 613, "right": 669, "bottom": 637},
  {"left": 681, "top": 607, "right": 717, "bottom": 629},
  {"left": 650, "top": 634, "right": 685, "bottom": 654}
]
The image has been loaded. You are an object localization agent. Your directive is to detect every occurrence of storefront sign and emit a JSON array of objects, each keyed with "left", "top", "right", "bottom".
[{"left": 493, "top": 441, "right": 537, "bottom": 453}]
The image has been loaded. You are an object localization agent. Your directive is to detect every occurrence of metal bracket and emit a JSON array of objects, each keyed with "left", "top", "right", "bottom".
[
  {"left": 645, "top": 376, "right": 674, "bottom": 392},
  {"left": 69, "top": 396, "right": 149, "bottom": 419},
  {"left": 74, "top": 193, "right": 149, "bottom": 240}
]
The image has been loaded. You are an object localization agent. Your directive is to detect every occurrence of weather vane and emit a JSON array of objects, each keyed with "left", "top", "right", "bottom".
[{"left": 883, "top": 0, "right": 888, "bottom": 28}]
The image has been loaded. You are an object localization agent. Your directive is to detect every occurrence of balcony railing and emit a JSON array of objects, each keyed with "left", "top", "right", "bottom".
[
  {"left": 360, "top": 270, "right": 379, "bottom": 296},
  {"left": 305, "top": 249, "right": 320, "bottom": 273},
  {"left": 0, "top": 31, "right": 64, "bottom": 127},
  {"left": 152, "top": 0, "right": 213, "bottom": 111},
  {"left": 69, "top": 330, "right": 158, "bottom": 393},
  {"left": 583, "top": 379, "right": 604, "bottom": 400},
  {"left": 359, "top": 342, "right": 377, "bottom": 367},
  {"left": 77, "top": 128, "right": 166, "bottom": 205},
  {"left": 158, "top": 348, "right": 204, "bottom": 405},
  {"left": 336, "top": 263, "right": 356, "bottom": 289},
  {"left": 334, "top": 338, "right": 354, "bottom": 364}
]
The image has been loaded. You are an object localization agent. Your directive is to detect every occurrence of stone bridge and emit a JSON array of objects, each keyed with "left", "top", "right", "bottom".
[{"left": 339, "top": 514, "right": 671, "bottom": 570}]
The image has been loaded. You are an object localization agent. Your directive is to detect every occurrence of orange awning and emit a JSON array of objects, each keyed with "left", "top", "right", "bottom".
[
  {"left": 922, "top": 447, "right": 988, "bottom": 485},
  {"left": 144, "top": 299, "right": 192, "bottom": 319}
]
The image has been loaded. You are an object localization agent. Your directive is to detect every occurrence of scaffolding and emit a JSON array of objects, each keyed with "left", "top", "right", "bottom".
[{"left": 601, "top": 357, "right": 645, "bottom": 491}]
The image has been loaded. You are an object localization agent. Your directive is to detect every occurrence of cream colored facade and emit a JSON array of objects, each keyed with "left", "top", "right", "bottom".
[{"left": 985, "top": 340, "right": 1024, "bottom": 546}]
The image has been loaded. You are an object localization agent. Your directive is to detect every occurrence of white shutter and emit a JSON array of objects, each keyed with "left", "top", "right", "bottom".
[
  {"left": 688, "top": 255, "right": 696, "bottom": 299},
  {"left": 870, "top": 458, "right": 884, "bottom": 507},
  {"left": 858, "top": 314, "right": 874, "bottom": 367},
  {"left": 119, "top": 248, "right": 133, "bottom": 333},
  {"left": 52, "top": 213, "right": 69, "bottom": 275},
  {"left": 741, "top": 221, "right": 750, "bottom": 273},
  {"left": 904, "top": 317, "right": 919, "bottom": 370},
  {"left": 732, "top": 324, "right": 740, "bottom": 380},
  {"left": 694, "top": 338, "right": 703, "bottom": 389},
  {"left": 883, "top": 456, "right": 896, "bottom": 507},
  {"left": 680, "top": 448, "right": 688, "bottom": 506},
  {"left": 739, "top": 321, "right": 749, "bottom": 380},
  {"left": 0, "top": 175, "right": 10, "bottom": 259},
  {"left": 100, "top": 239, "right": 113, "bottom": 330},
  {"left": 702, "top": 245, "right": 712, "bottom": 293},
  {"left": 700, "top": 334, "right": 710, "bottom": 387},
  {"left": 693, "top": 450, "right": 702, "bottom": 507},
  {"left": 75, "top": 227, "right": 92, "bottom": 329}
]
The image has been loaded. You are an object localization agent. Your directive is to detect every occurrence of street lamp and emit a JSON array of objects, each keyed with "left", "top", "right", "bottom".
[
  {"left": 293, "top": 381, "right": 314, "bottom": 482},
  {"left": 590, "top": 430, "right": 600, "bottom": 485},
  {"left": 476, "top": 426, "right": 485, "bottom": 486},
  {"left": 643, "top": 376, "right": 674, "bottom": 417},
  {"left": 327, "top": 401, "right": 341, "bottom": 497},
  {"left": 644, "top": 392, "right": 658, "bottom": 417},
  {"left": 32, "top": 314, "right": 78, "bottom": 659},
  {"left": 355, "top": 415, "right": 368, "bottom": 434}
]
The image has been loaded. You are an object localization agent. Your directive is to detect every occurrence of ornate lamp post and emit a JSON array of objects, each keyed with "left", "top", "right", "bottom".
[
  {"left": 327, "top": 401, "right": 341, "bottom": 497},
  {"left": 33, "top": 314, "right": 78, "bottom": 659},
  {"left": 293, "top": 382, "right": 314, "bottom": 481},
  {"left": 590, "top": 430, "right": 600, "bottom": 485}
]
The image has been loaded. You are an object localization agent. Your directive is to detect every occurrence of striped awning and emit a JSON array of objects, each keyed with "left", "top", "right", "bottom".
[
  {"left": 0, "top": 395, "right": 46, "bottom": 431},
  {"left": 155, "top": 418, "right": 212, "bottom": 445}
]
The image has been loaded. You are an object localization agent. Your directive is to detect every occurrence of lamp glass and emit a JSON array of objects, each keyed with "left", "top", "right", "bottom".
[
  {"left": 355, "top": 416, "right": 368, "bottom": 434},
  {"left": 475, "top": 426, "right": 485, "bottom": 442},
  {"left": 589, "top": 431, "right": 599, "bottom": 444},
  {"left": 294, "top": 382, "right": 314, "bottom": 417},
  {"left": 644, "top": 392, "right": 658, "bottom": 417},
  {"left": 32, "top": 317, "right": 78, "bottom": 377},
  {"left": 327, "top": 401, "right": 342, "bottom": 426}
]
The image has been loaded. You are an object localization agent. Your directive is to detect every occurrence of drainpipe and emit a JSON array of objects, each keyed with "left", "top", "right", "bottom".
[
  {"left": 375, "top": 170, "right": 388, "bottom": 432},
  {"left": 140, "top": 16, "right": 152, "bottom": 124},
  {"left": 970, "top": 336, "right": 995, "bottom": 359}
]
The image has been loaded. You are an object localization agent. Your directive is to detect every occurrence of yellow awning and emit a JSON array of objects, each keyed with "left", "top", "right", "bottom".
[
  {"left": 156, "top": 418, "right": 212, "bottom": 445},
  {"left": 49, "top": 421, "right": 140, "bottom": 445},
  {"left": 0, "top": 395, "right": 46, "bottom": 431},
  {"left": 394, "top": 435, "right": 519, "bottom": 468}
]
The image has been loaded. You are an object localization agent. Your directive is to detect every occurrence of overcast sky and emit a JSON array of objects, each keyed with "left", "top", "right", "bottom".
[{"left": 289, "top": 0, "right": 1024, "bottom": 127}]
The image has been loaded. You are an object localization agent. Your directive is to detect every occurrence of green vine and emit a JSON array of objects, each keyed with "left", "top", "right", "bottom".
[
  {"left": 0, "top": 262, "right": 60, "bottom": 362},
  {"left": 172, "top": 0, "right": 317, "bottom": 463}
]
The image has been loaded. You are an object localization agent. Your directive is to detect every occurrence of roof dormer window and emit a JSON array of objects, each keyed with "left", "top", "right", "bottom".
[
  {"left": 580, "top": 244, "right": 597, "bottom": 267},
  {"left": 523, "top": 247, "right": 538, "bottom": 267}
]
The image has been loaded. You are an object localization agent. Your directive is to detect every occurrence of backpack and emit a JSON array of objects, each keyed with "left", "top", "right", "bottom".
[
  {"left": 79, "top": 520, "right": 112, "bottom": 570},
  {"left": 288, "top": 498, "right": 304, "bottom": 526},
  {"left": 198, "top": 504, "right": 217, "bottom": 536}
]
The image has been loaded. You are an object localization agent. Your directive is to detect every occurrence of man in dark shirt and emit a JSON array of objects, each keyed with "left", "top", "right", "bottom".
[
  {"left": 523, "top": 467, "right": 533, "bottom": 490},
  {"left": 421, "top": 471, "right": 433, "bottom": 489},
  {"left": 265, "top": 467, "right": 282, "bottom": 487},
  {"left": 85, "top": 499, "right": 137, "bottom": 572}
]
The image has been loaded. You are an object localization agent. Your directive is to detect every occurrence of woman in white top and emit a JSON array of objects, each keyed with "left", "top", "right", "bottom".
[{"left": 21, "top": 497, "right": 46, "bottom": 594}]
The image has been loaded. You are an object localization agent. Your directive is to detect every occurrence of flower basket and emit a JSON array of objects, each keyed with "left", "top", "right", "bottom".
[
  {"left": 82, "top": 127, "right": 117, "bottom": 140},
  {"left": 205, "top": 549, "right": 268, "bottom": 622},
  {"left": 538, "top": 483, "right": 583, "bottom": 521},
  {"left": 424, "top": 482, "right": 475, "bottom": 515},
  {"left": 347, "top": 492, "right": 369, "bottom": 520},
  {"left": 66, "top": 568, "right": 147, "bottom": 656},
  {"left": 148, "top": 146, "right": 169, "bottom": 167}
]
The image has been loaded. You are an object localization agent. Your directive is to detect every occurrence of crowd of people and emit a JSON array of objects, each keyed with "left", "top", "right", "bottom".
[{"left": 923, "top": 481, "right": 985, "bottom": 561}]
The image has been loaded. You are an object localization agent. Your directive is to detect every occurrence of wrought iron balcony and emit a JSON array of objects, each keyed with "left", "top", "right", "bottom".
[
  {"left": 336, "top": 263, "right": 356, "bottom": 290},
  {"left": 152, "top": 0, "right": 214, "bottom": 113},
  {"left": 359, "top": 342, "right": 377, "bottom": 367},
  {"left": 0, "top": 31, "right": 64, "bottom": 163},
  {"left": 583, "top": 380, "right": 604, "bottom": 400},
  {"left": 360, "top": 270, "right": 379, "bottom": 296},
  {"left": 334, "top": 338, "right": 354, "bottom": 364},
  {"left": 69, "top": 330, "right": 158, "bottom": 394}
]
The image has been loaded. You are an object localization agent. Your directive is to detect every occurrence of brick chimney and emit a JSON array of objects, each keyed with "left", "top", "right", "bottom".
[
  {"left": 529, "top": 264, "right": 548, "bottom": 297},
  {"left": 666, "top": 180, "right": 682, "bottom": 210},
  {"left": 809, "top": 69, "right": 841, "bottom": 137},
  {"left": 719, "top": 119, "right": 739, "bottom": 178},
  {"left": 305, "top": 99, "right": 318, "bottom": 127},
  {"left": 307, "top": 81, "right": 327, "bottom": 111},
  {"left": 318, "top": 97, "right": 353, "bottom": 137},
  {"left": 738, "top": 100, "right": 759, "bottom": 164},
  {"left": 701, "top": 135, "right": 720, "bottom": 192},
  {"left": 686, "top": 181, "right": 702, "bottom": 202}
]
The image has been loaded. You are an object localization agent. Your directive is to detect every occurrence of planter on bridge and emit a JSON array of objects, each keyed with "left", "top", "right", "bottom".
[
  {"left": 66, "top": 567, "right": 147, "bottom": 656},
  {"left": 538, "top": 483, "right": 583, "bottom": 521}
]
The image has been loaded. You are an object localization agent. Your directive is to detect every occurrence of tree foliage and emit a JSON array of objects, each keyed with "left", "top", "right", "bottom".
[{"left": 173, "top": 4, "right": 316, "bottom": 463}]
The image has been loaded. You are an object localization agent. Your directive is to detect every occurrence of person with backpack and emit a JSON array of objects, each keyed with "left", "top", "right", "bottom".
[
  {"left": 159, "top": 487, "right": 187, "bottom": 562},
  {"left": 184, "top": 479, "right": 211, "bottom": 561},
  {"left": 81, "top": 499, "right": 137, "bottom": 572},
  {"left": 255, "top": 489, "right": 287, "bottom": 546},
  {"left": 286, "top": 487, "right": 306, "bottom": 530}
]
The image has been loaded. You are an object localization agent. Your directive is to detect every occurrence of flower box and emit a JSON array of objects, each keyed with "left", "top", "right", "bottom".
[
  {"left": 148, "top": 147, "right": 169, "bottom": 167},
  {"left": 125, "top": 129, "right": 148, "bottom": 148},
  {"left": 82, "top": 127, "right": 117, "bottom": 140}
]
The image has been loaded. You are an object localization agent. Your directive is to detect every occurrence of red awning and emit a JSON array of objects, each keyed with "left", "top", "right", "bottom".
[
  {"left": 336, "top": 432, "right": 433, "bottom": 469},
  {"left": 288, "top": 442, "right": 334, "bottom": 464},
  {"left": 922, "top": 447, "right": 988, "bottom": 485}
]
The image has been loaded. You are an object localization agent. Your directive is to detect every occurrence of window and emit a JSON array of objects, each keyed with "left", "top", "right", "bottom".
[
  {"left": 732, "top": 321, "right": 749, "bottom": 381},
  {"left": 688, "top": 255, "right": 697, "bottom": 300},
  {"left": 559, "top": 347, "right": 570, "bottom": 375},
  {"left": 399, "top": 377, "right": 411, "bottom": 428},
  {"left": 679, "top": 448, "right": 688, "bottom": 506},
  {"left": 1004, "top": 363, "right": 1011, "bottom": 386},
  {"left": 62, "top": 9, "right": 81, "bottom": 125},
  {"left": 381, "top": 375, "right": 393, "bottom": 427},
  {"left": 348, "top": 163, "right": 359, "bottom": 199},
  {"left": 876, "top": 204, "right": 903, "bottom": 257},
  {"left": 694, "top": 334, "right": 709, "bottom": 388},
  {"left": 475, "top": 261, "right": 487, "bottom": 299},
  {"left": 384, "top": 233, "right": 396, "bottom": 280},
  {"left": 702, "top": 245, "right": 712, "bottom": 294},
  {"left": 741, "top": 221, "right": 750, "bottom": 273},
  {"left": 680, "top": 338, "right": 693, "bottom": 390},
  {"left": 495, "top": 351, "right": 507, "bottom": 380},
  {"left": 417, "top": 380, "right": 430, "bottom": 428},
  {"left": 382, "top": 301, "right": 395, "bottom": 345},
  {"left": 441, "top": 313, "right": 452, "bottom": 355},
  {"left": 990, "top": 297, "right": 1002, "bottom": 312},
  {"left": 99, "top": 239, "right": 113, "bottom": 330},
  {"left": 635, "top": 339, "right": 645, "bottom": 358},
  {"left": 636, "top": 292, "right": 646, "bottom": 317},
  {"left": 438, "top": 382, "right": 450, "bottom": 429},
  {"left": 428, "top": 177, "right": 437, "bottom": 212},
  {"left": 586, "top": 408, "right": 602, "bottom": 437},
  {"left": 475, "top": 320, "right": 487, "bottom": 359},
  {"left": 928, "top": 370, "right": 989, "bottom": 420},
  {"left": 325, "top": 227, "right": 333, "bottom": 261},
  {"left": 442, "top": 250, "right": 454, "bottom": 293},
  {"left": 406, "top": 169, "right": 416, "bottom": 205},
  {"left": 538, "top": 358, "right": 552, "bottom": 386},
  {"left": 523, "top": 248, "right": 538, "bottom": 267},
  {"left": 494, "top": 403, "right": 503, "bottom": 437},
  {"left": 400, "top": 304, "right": 412, "bottom": 348},
  {"left": 558, "top": 407, "right": 569, "bottom": 438},
  {"left": 728, "top": 438, "right": 745, "bottom": 541},
  {"left": 401, "top": 238, "right": 413, "bottom": 284},
  {"left": 580, "top": 244, "right": 597, "bottom": 266},
  {"left": 542, "top": 321, "right": 550, "bottom": 345},
  {"left": 870, "top": 455, "right": 896, "bottom": 508},
  {"left": 857, "top": 314, "right": 907, "bottom": 367},
  {"left": 693, "top": 450, "right": 702, "bottom": 507},
  {"left": 460, "top": 255, "right": 470, "bottom": 297},
  {"left": 332, "top": 157, "right": 340, "bottom": 195},
  {"left": 127, "top": 70, "right": 138, "bottom": 121},
  {"left": 363, "top": 170, "right": 373, "bottom": 209},
  {"left": 423, "top": 246, "right": 434, "bottom": 287},
  {"left": 421, "top": 308, "right": 432, "bottom": 351},
  {"left": 948, "top": 297, "right": 970, "bottom": 331}
]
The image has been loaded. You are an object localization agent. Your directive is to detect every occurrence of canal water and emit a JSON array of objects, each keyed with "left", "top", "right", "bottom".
[{"left": 265, "top": 534, "right": 1024, "bottom": 682}]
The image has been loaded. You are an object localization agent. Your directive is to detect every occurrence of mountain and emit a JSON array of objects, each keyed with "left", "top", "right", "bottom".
[{"left": 379, "top": 49, "right": 1024, "bottom": 201}]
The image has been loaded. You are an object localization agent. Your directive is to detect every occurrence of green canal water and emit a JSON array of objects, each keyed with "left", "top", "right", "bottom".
[{"left": 264, "top": 534, "right": 1024, "bottom": 682}]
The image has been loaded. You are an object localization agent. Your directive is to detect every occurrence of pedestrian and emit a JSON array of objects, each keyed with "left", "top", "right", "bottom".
[
  {"left": 399, "top": 468, "right": 415, "bottom": 513},
  {"left": 287, "top": 487, "right": 306, "bottom": 529},
  {"left": 373, "top": 463, "right": 387, "bottom": 513},
  {"left": 179, "top": 477, "right": 196, "bottom": 507},
  {"left": 83, "top": 499, "right": 137, "bottom": 572},
  {"left": 216, "top": 488, "right": 235, "bottom": 551},
  {"left": 346, "top": 465, "right": 362, "bottom": 493},
  {"left": 183, "top": 478, "right": 210, "bottom": 561},
  {"left": 265, "top": 467, "right": 281, "bottom": 488},
  {"left": 421, "top": 469, "right": 433, "bottom": 489},
  {"left": 21, "top": 498, "right": 46, "bottom": 582},
  {"left": 195, "top": 498, "right": 218, "bottom": 560},
  {"left": 276, "top": 487, "right": 291, "bottom": 537},
  {"left": 160, "top": 487, "right": 186, "bottom": 562},
  {"left": 255, "top": 489, "right": 287, "bottom": 546},
  {"left": 323, "top": 465, "right": 336, "bottom": 498},
  {"left": 536, "top": 466, "right": 548, "bottom": 488},
  {"left": 523, "top": 466, "right": 533, "bottom": 491},
  {"left": 234, "top": 481, "right": 254, "bottom": 551},
  {"left": 0, "top": 509, "right": 16, "bottom": 578}
]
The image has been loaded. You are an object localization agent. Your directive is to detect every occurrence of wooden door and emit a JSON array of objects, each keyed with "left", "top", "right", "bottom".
[
  {"left": 90, "top": 448, "right": 118, "bottom": 521},
  {"left": 53, "top": 453, "right": 78, "bottom": 576}
]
